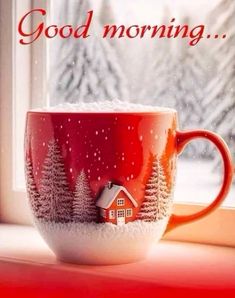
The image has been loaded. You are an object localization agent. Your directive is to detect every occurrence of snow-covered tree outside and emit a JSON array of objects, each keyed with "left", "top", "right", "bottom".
[
  {"left": 203, "top": 0, "right": 235, "bottom": 164},
  {"left": 137, "top": 157, "right": 171, "bottom": 222},
  {"left": 99, "top": 0, "right": 115, "bottom": 28},
  {"left": 40, "top": 140, "right": 73, "bottom": 223},
  {"left": 137, "top": 7, "right": 170, "bottom": 105},
  {"left": 50, "top": 0, "right": 129, "bottom": 105},
  {"left": 139, "top": 13, "right": 214, "bottom": 157},
  {"left": 73, "top": 169, "right": 97, "bottom": 222},
  {"left": 25, "top": 157, "right": 41, "bottom": 218},
  {"left": 170, "top": 41, "right": 213, "bottom": 158}
]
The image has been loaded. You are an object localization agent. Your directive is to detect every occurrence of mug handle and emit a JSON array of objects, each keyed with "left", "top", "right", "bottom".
[{"left": 165, "top": 130, "right": 234, "bottom": 233}]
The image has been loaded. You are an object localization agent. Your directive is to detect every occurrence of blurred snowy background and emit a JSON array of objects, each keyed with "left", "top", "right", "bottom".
[{"left": 48, "top": 0, "right": 235, "bottom": 205}]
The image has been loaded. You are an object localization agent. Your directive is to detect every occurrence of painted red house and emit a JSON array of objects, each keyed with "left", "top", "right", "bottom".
[{"left": 96, "top": 182, "right": 138, "bottom": 225}]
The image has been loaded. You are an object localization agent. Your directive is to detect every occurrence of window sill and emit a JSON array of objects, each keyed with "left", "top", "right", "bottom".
[{"left": 0, "top": 224, "right": 235, "bottom": 297}]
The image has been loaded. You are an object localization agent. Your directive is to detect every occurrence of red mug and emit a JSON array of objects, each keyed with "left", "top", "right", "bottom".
[{"left": 25, "top": 109, "right": 233, "bottom": 264}]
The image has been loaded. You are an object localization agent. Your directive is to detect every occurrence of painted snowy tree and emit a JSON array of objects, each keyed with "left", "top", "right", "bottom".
[
  {"left": 203, "top": 0, "right": 235, "bottom": 164},
  {"left": 137, "top": 157, "right": 170, "bottom": 222},
  {"left": 73, "top": 169, "right": 97, "bottom": 223},
  {"left": 40, "top": 140, "right": 73, "bottom": 223},
  {"left": 51, "top": 0, "right": 129, "bottom": 104},
  {"left": 25, "top": 157, "right": 41, "bottom": 218}
]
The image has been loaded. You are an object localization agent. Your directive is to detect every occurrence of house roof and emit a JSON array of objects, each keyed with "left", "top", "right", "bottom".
[{"left": 96, "top": 184, "right": 138, "bottom": 209}]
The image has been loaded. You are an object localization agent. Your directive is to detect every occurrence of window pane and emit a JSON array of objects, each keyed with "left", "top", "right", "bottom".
[
  {"left": 18, "top": 0, "right": 234, "bottom": 206},
  {"left": 117, "top": 199, "right": 125, "bottom": 206},
  {"left": 48, "top": 0, "right": 234, "bottom": 206},
  {"left": 109, "top": 210, "right": 115, "bottom": 219},
  {"left": 126, "top": 209, "right": 132, "bottom": 217}
]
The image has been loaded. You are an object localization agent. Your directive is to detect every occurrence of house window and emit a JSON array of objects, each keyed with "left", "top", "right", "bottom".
[
  {"left": 117, "top": 210, "right": 125, "bottom": 218},
  {"left": 100, "top": 209, "right": 106, "bottom": 218},
  {"left": 126, "top": 209, "right": 132, "bottom": 217},
  {"left": 109, "top": 210, "right": 115, "bottom": 219},
  {"left": 117, "top": 199, "right": 125, "bottom": 206}
]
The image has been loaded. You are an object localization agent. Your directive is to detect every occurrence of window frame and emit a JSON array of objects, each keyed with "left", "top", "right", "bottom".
[
  {"left": 126, "top": 209, "right": 133, "bottom": 217},
  {"left": 0, "top": 0, "right": 47, "bottom": 224},
  {"left": 0, "top": 0, "right": 234, "bottom": 247},
  {"left": 117, "top": 199, "right": 125, "bottom": 206},
  {"left": 117, "top": 209, "right": 125, "bottom": 218},
  {"left": 109, "top": 210, "right": 115, "bottom": 219}
]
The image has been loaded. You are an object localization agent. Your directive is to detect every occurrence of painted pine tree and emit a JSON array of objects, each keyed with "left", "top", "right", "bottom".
[
  {"left": 51, "top": 0, "right": 129, "bottom": 105},
  {"left": 40, "top": 140, "right": 73, "bottom": 223},
  {"left": 154, "top": 159, "right": 171, "bottom": 220},
  {"left": 73, "top": 169, "right": 97, "bottom": 222},
  {"left": 25, "top": 157, "right": 41, "bottom": 218},
  {"left": 203, "top": 0, "right": 235, "bottom": 164},
  {"left": 137, "top": 157, "right": 170, "bottom": 222}
]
